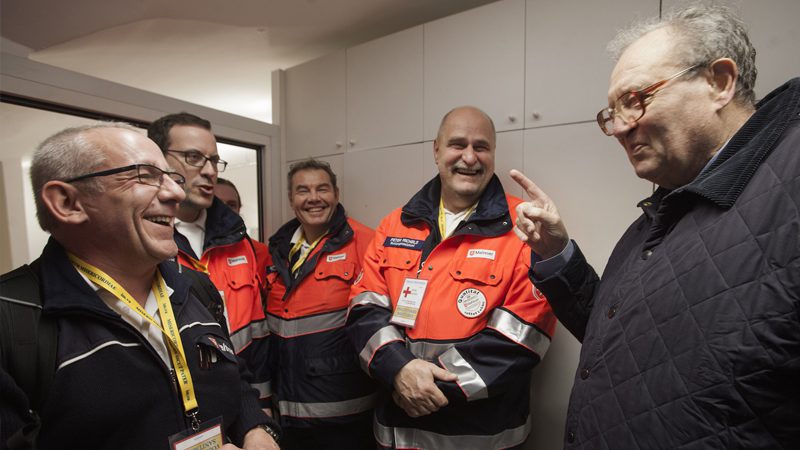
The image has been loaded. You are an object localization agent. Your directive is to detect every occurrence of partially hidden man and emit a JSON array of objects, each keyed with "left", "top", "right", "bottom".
[
  {"left": 0, "top": 123, "right": 279, "bottom": 449},
  {"left": 263, "top": 159, "right": 377, "bottom": 449},
  {"left": 147, "top": 113, "right": 271, "bottom": 405},
  {"left": 346, "top": 106, "right": 557, "bottom": 449}
]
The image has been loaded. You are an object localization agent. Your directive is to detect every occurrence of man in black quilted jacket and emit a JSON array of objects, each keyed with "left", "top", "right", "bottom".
[{"left": 511, "top": 4, "right": 799, "bottom": 449}]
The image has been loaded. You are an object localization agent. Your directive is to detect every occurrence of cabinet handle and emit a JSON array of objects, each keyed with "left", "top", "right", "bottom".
[
  {"left": 508, "top": 115, "right": 517, "bottom": 123},
  {"left": 531, "top": 112, "right": 541, "bottom": 120},
  {"left": 349, "top": 139, "right": 356, "bottom": 147},
  {"left": 335, "top": 141, "right": 343, "bottom": 148}
]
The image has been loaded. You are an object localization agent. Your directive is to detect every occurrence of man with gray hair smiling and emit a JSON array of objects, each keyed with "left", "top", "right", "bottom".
[
  {"left": 0, "top": 123, "right": 279, "bottom": 449},
  {"left": 512, "top": 4, "right": 800, "bottom": 448}
]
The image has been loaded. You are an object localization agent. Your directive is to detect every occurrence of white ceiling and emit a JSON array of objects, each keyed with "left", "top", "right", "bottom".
[{"left": 1, "top": 0, "right": 498, "bottom": 123}]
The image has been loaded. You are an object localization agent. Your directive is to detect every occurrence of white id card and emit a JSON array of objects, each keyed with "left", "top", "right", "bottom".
[{"left": 390, "top": 278, "right": 428, "bottom": 328}]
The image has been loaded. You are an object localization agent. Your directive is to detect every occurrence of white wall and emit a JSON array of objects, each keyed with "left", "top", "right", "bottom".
[{"left": 276, "top": 0, "right": 800, "bottom": 448}]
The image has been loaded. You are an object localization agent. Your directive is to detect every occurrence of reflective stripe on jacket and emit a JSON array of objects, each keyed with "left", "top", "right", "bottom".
[{"left": 347, "top": 175, "right": 557, "bottom": 449}]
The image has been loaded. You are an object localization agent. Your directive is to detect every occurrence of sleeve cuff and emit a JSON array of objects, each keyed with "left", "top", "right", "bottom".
[{"left": 531, "top": 240, "right": 575, "bottom": 280}]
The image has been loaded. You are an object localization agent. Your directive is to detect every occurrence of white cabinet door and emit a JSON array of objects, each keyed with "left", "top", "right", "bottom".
[
  {"left": 285, "top": 50, "right": 346, "bottom": 161},
  {"left": 423, "top": 0, "right": 526, "bottom": 140},
  {"left": 342, "top": 144, "right": 426, "bottom": 229},
  {"left": 347, "top": 26, "right": 424, "bottom": 152},
  {"left": 661, "top": 0, "right": 800, "bottom": 99},
  {"left": 525, "top": 0, "right": 659, "bottom": 128}
]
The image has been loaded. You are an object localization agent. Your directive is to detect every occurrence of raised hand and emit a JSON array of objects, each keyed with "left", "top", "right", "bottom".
[{"left": 509, "top": 169, "right": 569, "bottom": 260}]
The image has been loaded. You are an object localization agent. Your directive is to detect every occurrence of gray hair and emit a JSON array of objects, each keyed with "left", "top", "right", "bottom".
[
  {"left": 608, "top": 4, "right": 757, "bottom": 105},
  {"left": 287, "top": 158, "right": 338, "bottom": 193},
  {"left": 30, "top": 122, "right": 140, "bottom": 231}
]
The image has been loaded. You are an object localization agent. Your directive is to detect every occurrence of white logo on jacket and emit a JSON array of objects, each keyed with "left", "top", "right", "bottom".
[
  {"left": 227, "top": 255, "right": 248, "bottom": 266},
  {"left": 467, "top": 249, "right": 496, "bottom": 260},
  {"left": 327, "top": 253, "right": 347, "bottom": 262}
]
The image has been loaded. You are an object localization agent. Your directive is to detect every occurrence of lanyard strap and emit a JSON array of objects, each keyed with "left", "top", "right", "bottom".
[
  {"left": 438, "top": 197, "right": 477, "bottom": 239},
  {"left": 287, "top": 230, "right": 327, "bottom": 274},
  {"left": 68, "top": 254, "right": 200, "bottom": 424}
]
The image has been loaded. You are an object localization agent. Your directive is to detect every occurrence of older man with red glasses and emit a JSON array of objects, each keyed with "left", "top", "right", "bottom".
[{"left": 512, "top": 4, "right": 800, "bottom": 449}]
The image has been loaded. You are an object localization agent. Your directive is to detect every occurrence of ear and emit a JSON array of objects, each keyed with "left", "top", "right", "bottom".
[
  {"left": 707, "top": 58, "right": 738, "bottom": 111},
  {"left": 433, "top": 139, "right": 440, "bottom": 164},
  {"left": 40, "top": 181, "right": 89, "bottom": 225}
]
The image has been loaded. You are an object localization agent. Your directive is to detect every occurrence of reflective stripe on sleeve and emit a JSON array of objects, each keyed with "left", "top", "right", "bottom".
[
  {"left": 229, "top": 319, "right": 270, "bottom": 353},
  {"left": 251, "top": 381, "right": 272, "bottom": 399},
  {"left": 267, "top": 309, "right": 347, "bottom": 338},
  {"left": 375, "top": 414, "right": 531, "bottom": 450},
  {"left": 358, "top": 325, "right": 405, "bottom": 371},
  {"left": 438, "top": 347, "right": 488, "bottom": 401},
  {"left": 406, "top": 340, "right": 454, "bottom": 361},
  {"left": 486, "top": 308, "right": 551, "bottom": 357},
  {"left": 278, "top": 393, "right": 377, "bottom": 419},
  {"left": 348, "top": 291, "right": 392, "bottom": 313}
]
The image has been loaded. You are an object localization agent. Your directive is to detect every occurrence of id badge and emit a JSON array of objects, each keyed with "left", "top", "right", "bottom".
[
  {"left": 390, "top": 278, "right": 428, "bottom": 328},
  {"left": 169, "top": 416, "right": 225, "bottom": 450}
]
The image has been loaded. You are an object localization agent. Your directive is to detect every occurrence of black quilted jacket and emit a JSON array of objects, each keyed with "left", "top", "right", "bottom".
[{"left": 536, "top": 78, "right": 800, "bottom": 449}]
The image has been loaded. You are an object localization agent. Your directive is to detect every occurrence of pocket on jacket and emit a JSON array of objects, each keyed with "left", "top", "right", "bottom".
[
  {"left": 195, "top": 332, "right": 238, "bottom": 364},
  {"left": 223, "top": 265, "right": 258, "bottom": 291},
  {"left": 314, "top": 260, "right": 356, "bottom": 282},
  {"left": 449, "top": 257, "right": 503, "bottom": 286}
]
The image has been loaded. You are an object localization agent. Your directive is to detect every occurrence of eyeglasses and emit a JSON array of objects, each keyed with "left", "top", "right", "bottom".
[
  {"left": 597, "top": 64, "right": 703, "bottom": 136},
  {"left": 166, "top": 149, "right": 228, "bottom": 172},
  {"left": 65, "top": 164, "right": 186, "bottom": 187}
]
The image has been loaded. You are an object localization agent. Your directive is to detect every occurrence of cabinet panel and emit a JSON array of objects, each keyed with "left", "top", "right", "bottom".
[
  {"left": 285, "top": 50, "right": 346, "bottom": 160},
  {"left": 424, "top": 0, "right": 526, "bottom": 139},
  {"left": 347, "top": 26, "right": 424, "bottom": 152},
  {"left": 661, "top": 0, "right": 800, "bottom": 99},
  {"left": 342, "top": 144, "right": 425, "bottom": 228},
  {"left": 523, "top": 124, "right": 650, "bottom": 272}
]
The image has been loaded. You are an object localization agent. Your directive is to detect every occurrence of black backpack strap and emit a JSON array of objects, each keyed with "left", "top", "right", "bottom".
[{"left": 1, "top": 259, "right": 56, "bottom": 448}]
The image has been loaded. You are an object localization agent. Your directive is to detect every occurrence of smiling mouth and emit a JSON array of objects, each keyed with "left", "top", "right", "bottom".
[
  {"left": 453, "top": 168, "right": 482, "bottom": 176},
  {"left": 146, "top": 216, "right": 174, "bottom": 227}
]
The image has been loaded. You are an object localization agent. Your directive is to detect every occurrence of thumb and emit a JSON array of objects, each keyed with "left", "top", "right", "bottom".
[{"left": 431, "top": 366, "right": 459, "bottom": 382}]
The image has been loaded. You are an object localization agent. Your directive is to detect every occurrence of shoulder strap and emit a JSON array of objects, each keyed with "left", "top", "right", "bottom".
[{"left": 0, "top": 259, "right": 56, "bottom": 410}]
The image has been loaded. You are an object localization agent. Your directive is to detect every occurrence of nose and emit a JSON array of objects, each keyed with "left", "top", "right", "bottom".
[
  {"left": 160, "top": 175, "right": 186, "bottom": 202},
  {"left": 611, "top": 115, "right": 637, "bottom": 138},
  {"left": 200, "top": 157, "right": 218, "bottom": 178},
  {"left": 462, "top": 145, "right": 478, "bottom": 165}
]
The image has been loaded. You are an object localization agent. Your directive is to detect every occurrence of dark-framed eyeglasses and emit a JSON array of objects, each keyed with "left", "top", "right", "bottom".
[
  {"left": 166, "top": 149, "right": 228, "bottom": 172},
  {"left": 597, "top": 64, "right": 704, "bottom": 136},
  {"left": 65, "top": 164, "right": 186, "bottom": 187}
]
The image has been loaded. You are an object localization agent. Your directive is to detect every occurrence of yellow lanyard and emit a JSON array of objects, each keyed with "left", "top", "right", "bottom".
[
  {"left": 68, "top": 254, "right": 200, "bottom": 426},
  {"left": 438, "top": 197, "right": 477, "bottom": 239},
  {"left": 287, "top": 230, "right": 327, "bottom": 274}
]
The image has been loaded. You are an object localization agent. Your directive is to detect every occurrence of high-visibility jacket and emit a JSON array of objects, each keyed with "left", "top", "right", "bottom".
[
  {"left": 174, "top": 197, "right": 270, "bottom": 402},
  {"left": 265, "top": 205, "right": 378, "bottom": 430},
  {"left": 347, "top": 175, "right": 557, "bottom": 450}
]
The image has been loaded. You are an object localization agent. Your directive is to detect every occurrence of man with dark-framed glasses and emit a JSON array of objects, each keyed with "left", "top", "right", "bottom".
[
  {"left": 512, "top": 4, "right": 799, "bottom": 448},
  {"left": 148, "top": 113, "right": 273, "bottom": 413},
  {"left": 0, "top": 122, "right": 279, "bottom": 449}
]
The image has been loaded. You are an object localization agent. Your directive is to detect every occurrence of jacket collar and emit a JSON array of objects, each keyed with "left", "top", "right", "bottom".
[
  {"left": 401, "top": 174, "right": 512, "bottom": 237},
  {"left": 660, "top": 77, "right": 800, "bottom": 210},
  {"left": 39, "top": 238, "right": 192, "bottom": 316},
  {"left": 175, "top": 196, "right": 248, "bottom": 258},
  {"left": 268, "top": 203, "right": 352, "bottom": 291}
]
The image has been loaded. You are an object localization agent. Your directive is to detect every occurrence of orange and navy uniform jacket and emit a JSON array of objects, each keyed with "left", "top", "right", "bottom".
[
  {"left": 264, "top": 204, "right": 378, "bottom": 429},
  {"left": 174, "top": 197, "right": 270, "bottom": 402},
  {"left": 346, "top": 175, "right": 557, "bottom": 450}
]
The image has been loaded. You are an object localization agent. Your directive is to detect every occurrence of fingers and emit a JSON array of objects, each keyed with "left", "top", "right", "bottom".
[
  {"left": 509, "top": 169, "right": 550, "bottom": 205},
  {"left": 430, "top": 366, "right": 459, "bottom": 382}
]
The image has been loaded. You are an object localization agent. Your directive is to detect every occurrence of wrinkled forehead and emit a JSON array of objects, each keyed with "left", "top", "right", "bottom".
[
  {"left": 92, "top": 127, "right": 168, "bottom": 168},
  {"left": 608, "top": 27, "right": 682, "bottom": 99}
]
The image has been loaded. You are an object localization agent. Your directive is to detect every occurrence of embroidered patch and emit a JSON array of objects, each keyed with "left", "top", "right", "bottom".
[
  {"left": 327, "top": 253, "right": 347, "bottom": 262},
  {"left": 467, "top": 249, "right": 496, "bottom": 260},
  {"left": 456, "top": 288, "right": 487, "bottom": 318},
  {"left": 384, "top": 237, "right": 424, "bottom": 250},
  {"left": 226, "top": 255, "right": 248, "bottom": 266},
  {"left": 205, "top": 335, "right": 235, "bottom": 357}
]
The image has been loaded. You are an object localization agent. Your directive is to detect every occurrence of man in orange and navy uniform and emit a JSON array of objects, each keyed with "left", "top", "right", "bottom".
[
  {"left": 148, "top": 113, "right": 270, "bottom": 404},
  {"left": 347, "top": 106, "right": 557, "bottom": 450},
  {"left": 264, "top": 159, "right": 377, "bottom": 449}
]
